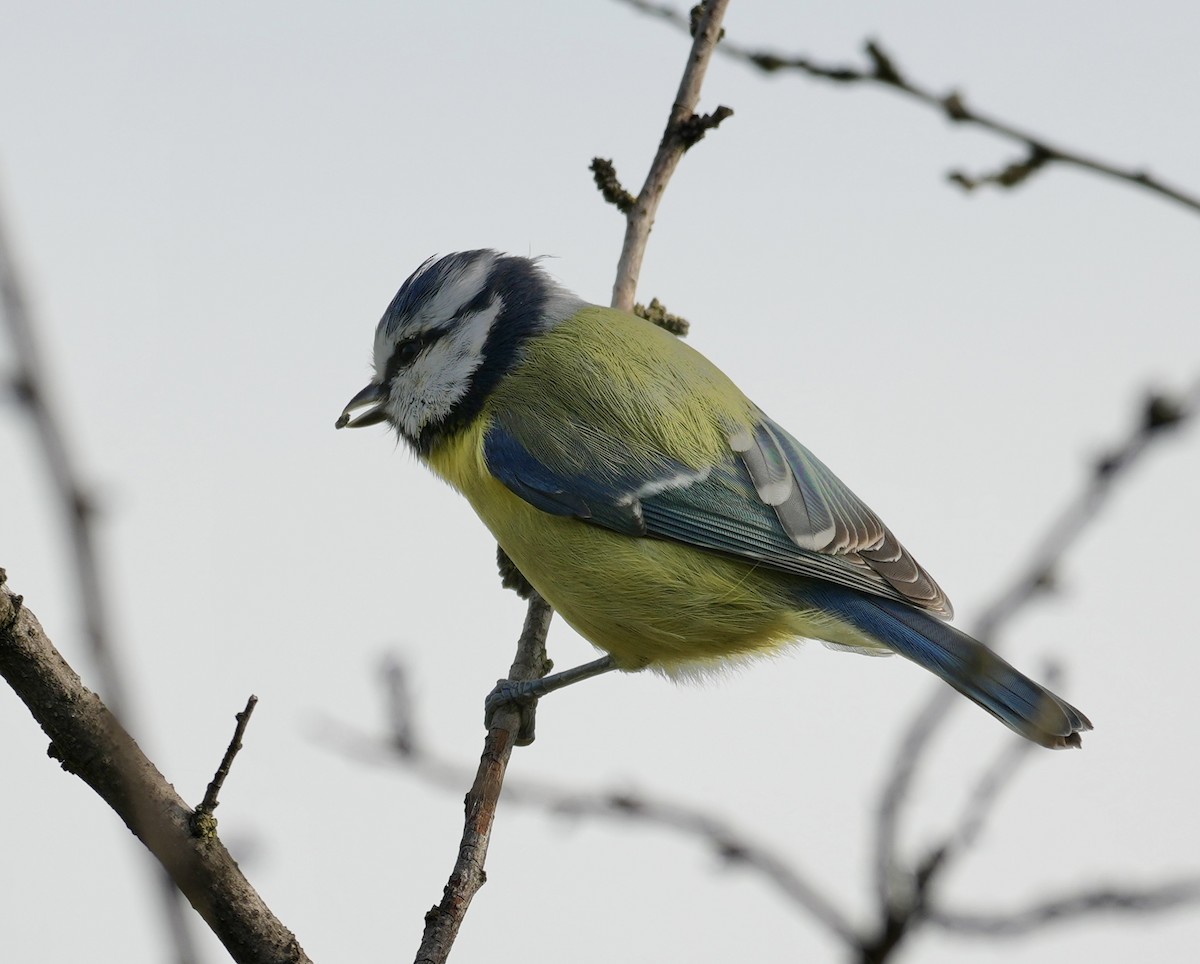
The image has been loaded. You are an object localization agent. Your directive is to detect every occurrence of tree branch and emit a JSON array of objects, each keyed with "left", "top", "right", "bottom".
[
  {"left": 0, "top": 574, "right": 311, "bottom": 964},
  {"left": 615, "top": 1, "right": 1200, "bottom": 215},
  {"left": 874, "top": 383, "right": 1198, "bottom": 912},
  {"left": 415, "top": 6, "right": 735, "bottom": 958},
  {"left": 930, "top": 880, "right": 1200, "bottom": 936},
  {"left": 864, "top": 381, "right": 1199, "bottom": 961},
  {"left": 193, "top": 695, "right": 260, "bottom": 835},
  {"left": 1, "top": 183, "right": 206, "bottom": 962},
  {"left": 313, "top": 686, "right": 858, "bottom": 946},
  {"left": 414, "top": 594, "right": 553, "bottom": 964},
  {"left": 0, "top": 189, "right": 131, "bottom": 716},
  {"left": 610, "top": 0, "right": 734, "bottom": 311}
]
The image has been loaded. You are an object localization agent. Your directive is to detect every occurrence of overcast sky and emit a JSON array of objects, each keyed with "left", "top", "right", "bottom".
[{"left": 2, "top": 2, "right": 1198, "bottom": 962}]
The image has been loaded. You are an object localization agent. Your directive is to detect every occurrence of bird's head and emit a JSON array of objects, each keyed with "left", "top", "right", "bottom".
[{"left": 337, "top": 250, "right": 585, "bottom": 454}]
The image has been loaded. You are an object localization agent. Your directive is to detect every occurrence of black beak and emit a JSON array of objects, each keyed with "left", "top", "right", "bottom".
[{"left": 336, "top": 382, "right": 389, "bottom": 429}]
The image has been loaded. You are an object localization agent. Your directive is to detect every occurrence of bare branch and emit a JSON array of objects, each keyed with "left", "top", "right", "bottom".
[
  {"left": 414, "top": 594, "right": 554, "bottom": 964},
  {"left": 610, "top": 0, "right": 734, "bottom": 310},
  {"left": 974, "top": 385, "right": 1197, "bottom": 641},
  {"left": 0, "top": 191, "right": 129, "bottom": 713},
  {"left": 193, "top": 695, "right": 260, "bottom": 835},
  {"left": 0, "top": 185, "right": 204, "bottom": 962},
  {"left": 313, "top": 679, "right": 858, "bottom": 947},
  {"left": 930, "top": 880, "right": 1200, "bottom": 936},
  {"left": 875, "top": 381, "right": 1199, "bottom": 912},
  {"left": 414, "top": 9, "right": 738, "bottom": 959},
  {"left": 941, "top": 726, "right": 1034, "bottom": 859},
  {"left": 616, "top": 2, "right": 1200, "bottom": 215},
  {"left": 525, "top": 787, "right": 858, "bottom": 944},
  {"left": 0, "top": 576, "right": 311, "bottom": 963}
]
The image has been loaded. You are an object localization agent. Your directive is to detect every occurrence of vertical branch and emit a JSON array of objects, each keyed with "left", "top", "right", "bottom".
[
  {"left": 414, "top": 595, "right": 554, "bottom": 964},
  {"left": 416, "top": 5, "right": 735, "bottom": 961},
  {"left": 611, "top": 0, "right": 732, "bottom": 309}
]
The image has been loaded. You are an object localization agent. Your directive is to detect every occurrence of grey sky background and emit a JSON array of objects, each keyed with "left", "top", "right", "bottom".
[{"left": 2, "top": 2, "right": 1198, "bottom": 962}]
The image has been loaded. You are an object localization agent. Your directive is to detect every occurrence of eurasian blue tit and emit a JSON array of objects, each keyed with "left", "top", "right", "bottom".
[{"left": 337, "top": 250, "right": 1091, "bottom": 749}]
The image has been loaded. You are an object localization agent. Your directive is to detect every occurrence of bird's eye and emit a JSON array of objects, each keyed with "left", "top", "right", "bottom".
[
  {"left": 394, "top": 339, "right": 423, "bottom": 367},
  {"left": 385, "top": 333, "right": 434, "bottom": 382}
]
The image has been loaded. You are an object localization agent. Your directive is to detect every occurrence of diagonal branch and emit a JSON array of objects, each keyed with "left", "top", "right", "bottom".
[
  {"left": 315, "top": 690, "right": 857, "bottom": 946},
  {"left": 532, "top": 788, "right": 858, "bottom": 944},
  {"left": 0, "top": 576, "right": 311, "bottom": 964},
  {"left": 1, "top": 183, "right": 203, "bottom": 962},
  {"left": 0, "top": 190, "right": 128, "bottom": 713},
  {"left": 874, "top": 382, "right": 1199, "bottom": 913},
  {"left": 615, "top": 0, "right": 1200, "bottom": 216},
  {"left": 193, "top": 695, "right": 260, "bottom": 834}
]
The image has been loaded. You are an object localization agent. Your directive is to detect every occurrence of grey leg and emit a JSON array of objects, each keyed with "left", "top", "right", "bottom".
[{"left": 485, "top": 655, "right": 619, "bottom": 746}]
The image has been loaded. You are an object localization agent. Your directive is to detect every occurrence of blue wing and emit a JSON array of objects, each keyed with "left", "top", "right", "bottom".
[{"left": 483, "top": 411, "right": 951, "bottom": 616}]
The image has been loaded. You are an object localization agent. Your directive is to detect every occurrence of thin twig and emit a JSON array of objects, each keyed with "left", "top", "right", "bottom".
[
  {"left": 610, "top": 0, "right": 734, "bottom": 310},
  {"left": 615, "top": 1, "right": 1200, "bottom": 216},
  {"left": 193, "top": 695, "right": 260, "bottom": 833}
]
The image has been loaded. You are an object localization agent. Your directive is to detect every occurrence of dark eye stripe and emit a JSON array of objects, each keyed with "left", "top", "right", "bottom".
[{"left": 384, "top": 329, "right": 444, "bottom": 382}]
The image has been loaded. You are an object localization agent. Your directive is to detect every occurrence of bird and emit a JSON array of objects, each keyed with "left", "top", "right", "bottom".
[{"left": 337, "top": 249, "right": 1091, "bottom": 749}]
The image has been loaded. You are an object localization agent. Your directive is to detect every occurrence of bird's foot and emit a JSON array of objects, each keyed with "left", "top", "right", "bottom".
[{"left": 482, "top": 655, "right": 620, "bottom": 747}]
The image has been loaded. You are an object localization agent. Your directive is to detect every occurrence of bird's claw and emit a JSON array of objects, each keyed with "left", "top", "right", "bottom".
[{"left": 484, "top": 679, "right": 540, "bottom": 746}]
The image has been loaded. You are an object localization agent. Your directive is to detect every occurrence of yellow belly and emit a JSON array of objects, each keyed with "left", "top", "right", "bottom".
[{"left": 427, "top": 421, "right": 876, "bottom": 673}]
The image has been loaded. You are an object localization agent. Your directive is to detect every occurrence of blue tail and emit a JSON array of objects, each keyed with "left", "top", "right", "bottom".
[{"left": 806, "top": 586, "right": 1092, "bottom": 748}]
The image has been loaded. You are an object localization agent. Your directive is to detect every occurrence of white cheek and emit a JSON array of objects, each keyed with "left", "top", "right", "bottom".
[{"left": 386, "top": 298, "right": 504, "bottom": 439}]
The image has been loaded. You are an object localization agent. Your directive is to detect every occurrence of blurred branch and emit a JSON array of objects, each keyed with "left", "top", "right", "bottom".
[
  {"left": 0, "top": 188, "right": 205, "bottom": 960},
  {"left": 974, "top": 387, "right": 1196, "bottom": 640},
  {"left": 314, "top": 662, "right": 856, "bottom": 944},
  {"left": 876, "top": 381, "right": 1199, "bottom": 894},
  {"left": 526, "top": 788, "right": 857, "bottom": 944},
  {"left": 616, "top": 0, "right": 1200, "bottom": 215},
  {"left": 0, "top": 575, "right": 311, "bottom": 963},
  {"left": 415, "top": 5, "right": 735, "bottom": 961},
  {"left": 326, "top": 643, "right": 1200, "bottom": 962},
  {"left": 938, "top": 719, "right": 1034, "bottom": 860},
  {"left": 930, "top": 879, "right": 1200, "bottom": 936},
  {"left": 0, "top": 191, "right": 129, "bottom": 714},
  {"left": 868, "top": 382, "right": 1200, "bottom": 958},
  {"left": 860, "top": 676, "right": 1039, "bottom": 961}
]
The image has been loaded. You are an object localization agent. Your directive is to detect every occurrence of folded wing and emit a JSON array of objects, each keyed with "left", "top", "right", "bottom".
[{"left": 484, "top": 410, "right": 951, "bottom": 618}]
